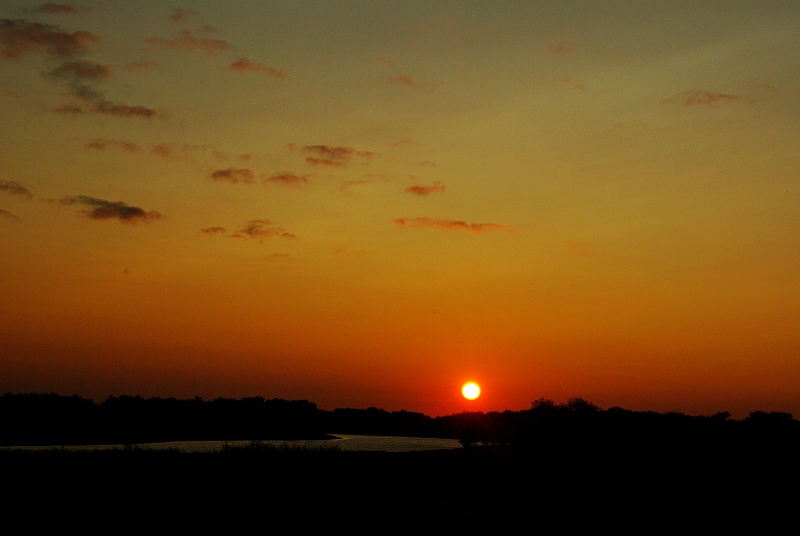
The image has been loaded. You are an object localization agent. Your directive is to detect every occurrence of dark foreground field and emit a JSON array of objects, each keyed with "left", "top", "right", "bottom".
[{"left": 2, "top": 438, "right": 797, "bottom": 532}]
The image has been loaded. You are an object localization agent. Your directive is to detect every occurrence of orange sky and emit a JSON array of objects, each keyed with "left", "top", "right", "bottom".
[{"left": 1, "top": 1, "right": 799, "bottom": 417}]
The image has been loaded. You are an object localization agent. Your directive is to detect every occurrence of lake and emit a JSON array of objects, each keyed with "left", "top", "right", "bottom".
[{"left": 0, "top": 434, "right": 462, "bottom": 453}]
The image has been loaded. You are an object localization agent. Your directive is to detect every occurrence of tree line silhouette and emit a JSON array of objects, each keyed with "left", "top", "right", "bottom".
[{"left": 2, "top": 392, "right": 798, "bottom": 448}]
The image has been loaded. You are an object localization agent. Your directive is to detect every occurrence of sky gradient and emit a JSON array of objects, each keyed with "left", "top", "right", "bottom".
[{"left": 1, "top": 1, "right": 799, "bottom": 417}]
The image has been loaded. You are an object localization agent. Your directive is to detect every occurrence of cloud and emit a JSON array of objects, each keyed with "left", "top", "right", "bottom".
[
  {"left": 389, "top": 138, "right": 412, "bottom": 147},
  {"left": 566, "top": 240, "right": 603, "bottom": 256},
  {"left": 145, "top": 30, "right": 229, "bottom": 55},
  {"left": 60, "top": 196, "right": 163, "bottom": 223},
  {"left": 405, "top": 181, "right": 445, "bottom": 196},
  {"left": 93, "top": 100, "right": 158, "bottom": 118},
  {"left": 264, "top": 172, "right": 311, "bottom": 186},
  {"left": 200, "top": 226, "right": 226, "bottom": 235},
  {"left": 232, "top": 219, "right": 297, "bottom": 241},
  {"left": 32, "top": 4, "right": 88, "bottom": 15},
  {"left": 376, "top": 57, "right": 394, "bottom": 66},
  {"left": 301, "top": 145, "right": 378, "bottom": 167},
  {"left": 49, "top": 59, "right": 110, "bottom": 82},
  {"left": 663, "top": 90, "right": 741, "bottom": 107},
  {"left": 169, "top": 8, "right": 202, "bottom": 24},
  {"left": 125, "top": 60, "right": 158, "bottom": 72},
  {"left": 394, "top": 217, "right": 510, "bottom": 233},
  {"left": 85, "top": 139, "right": 141, "bottom": 152},
  {"left": 0, "top": 18, "right": 100, "bottom": 59},
  {"left": 46, "top": 59, "right": 160, "bottom": 119},
  {"left": 211, "top": 167, "right": 255, "bottom": 184},
  {"left": 0, "top": 208, "right": 20, "bottom": 221},
  {"left": 546, "top": 44, "right": 575, "bottom": 55},
  {"left": 415, "top": 160, "right": 436, "bottom": 167},
  {"left": 561, "top": 77, "right": 586, "bottom": 91},
  {"left": 0, "top": 180, "right": 34, "bottom": 200},
  {"left": 229, "top": 57, "right": 287, "bottom": 80},
  {"left": 390, "top": 75, "right": 442, "bottom": 90}
]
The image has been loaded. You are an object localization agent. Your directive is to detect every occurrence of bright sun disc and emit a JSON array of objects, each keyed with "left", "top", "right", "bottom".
[{"left": 462, "top": 382, "right": 481, "bottom": 400}]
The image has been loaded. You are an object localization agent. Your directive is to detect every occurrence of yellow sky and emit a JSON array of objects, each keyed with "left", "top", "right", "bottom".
[{"left": 1, "top": 1, "right": 799, "bottom": 416}]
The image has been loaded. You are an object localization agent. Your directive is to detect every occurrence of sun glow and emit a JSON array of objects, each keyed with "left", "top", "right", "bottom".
[{"left": 461, "top": 382, "right": 481, "bottom": 400}]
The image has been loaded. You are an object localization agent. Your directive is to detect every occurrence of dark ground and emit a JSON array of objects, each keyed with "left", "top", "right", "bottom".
[{"left": 2, "top": 439, "right": 797, "bottom": 532}]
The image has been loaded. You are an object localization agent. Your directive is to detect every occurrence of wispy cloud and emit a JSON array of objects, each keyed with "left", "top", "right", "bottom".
[
  {"left": 376, "top": 57, "right": 394, "bottom": 66},
  {"left": 566, "top": 240, "right": 603, "bottom": 257},
  {"left": 405, "top": 181, "right": 445, "bottom": 196},
  {"left": 301, "top": 145, "right": 378, "bottom": 167},
  {"left": 415, "top": 161, "right": 436, "bottom": 168},
  {"left": 45, "top": 58, "right": 160, "bottom": 119},
  {"left": 32, "top": 4, "right": 88, "bottom": 15},
  {"left": 0, "top": 18, "right": 100, "bottom": 59},
  {"left": 0, "top": 180, "right": 34, "bottom": 200},
  {"left": 200, "top": 226, "right": 226, "bottom": 235},
  {"left": 229, "top": 57, "right": 287, "bottom": 80},
  {"left": 561, "top": 77, "right": 585, "bottom": 91},
  {"left": 211, "top": 167, "right": 255, "bottom": 184},
  {"left": 60, "top": 196, "right": 163, "bottom": 223},
  {"left": 662, "top": 90, "right": 741, "bottom": 107},
  {"left": 86, "top": 139, "right": 141, "bottom": 152},
  {"left": 232, "top": 219, "right": 297, "bottom": 241},
  {"left": 145, "top": 30, "right": 228, "bottom": 55},
  {"left": 395, "top": 217, "right": 511, "bottom": 233},
  {"left": 169, "top": 8, "right": 202, "bottom": 25},
  {"left": 390, "top": 75, "right": 442, "bottom": 90},
  {"left": 264, "top": 172, "right": 310, "bottom": 186},
  {"left": 389, "top": 138, "right": 412, "bottom": 147},
  {"left": 0, "top": 208, "right": 20, "bottom": 221},
  {"left": 545, "top": 44, "right": 575, "bottom": 55}
]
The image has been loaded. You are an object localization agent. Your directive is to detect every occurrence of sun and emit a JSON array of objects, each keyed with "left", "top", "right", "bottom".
[{"left": 461, "top": 382, "right": 481, "bottom": 400}]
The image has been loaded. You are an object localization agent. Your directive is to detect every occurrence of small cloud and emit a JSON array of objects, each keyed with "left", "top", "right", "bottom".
[
  {"left": 287, "top": 143, "right": 296, "bottom": 152},
  {"left": 200, "top": 226, "right": 226, "bottom": 235},
  {"left": 0, "top": 18, "right": 100, "bottom": 59},
  {"left": 566, "top": 240, "right": 603, "bottom": 257},
  {"left": 232, "top": 219, "right": 297, "bottom": 241},
  {"left": 0, "top": 208, "right": 20, "bottom": 221},
  {"left": 545, "top": 44, "right": 575, "bottom": 55},
  {"left": 376, "top": 57, "right": 394, "bottom": 66},
  {"left": 405, "top": 181, "right": 445, "bottom": 196},
  {"left": 211, "top": 167, "right": 255, "bottom": 184},
  {"left": 239, "top": 154, "right": 251, "bottom": 161},
  {"left": 93, "top": 100, "right": 159, "bottom": 118},
  {"left": 49, "top": 60, "right": 110, "bottom": 82},
  {"left": 301, "top": 145, "right": 378, "bottom": 167},
  {"left": 337, "top": 179, "right": 368, "bottom": 196},
  {"left": 264, "top": 172, "right": 311, "bottom": 187},
  {"left": 390, "top": 75, "right": 442, "bottom": 90},
  {"left": 169, "top": 8, "right": 202, "bottom": 24},
  {"left": 151, "top": 143, "right": 204, "bottom": 160},
  {"left": 415, "top": 161, "right": 436, "bottom": 168},
  {"left": 0, "top": 180, "right": 34, "bottom": 200},
  {"left": 561, "top": 77, "right": 585, "bottom": 91},
  {"left": 32, "top": 4, "right": 88, "bottom": 15},
  {"left": 389, "top": 138, "right": 412, "bottom": 147},
  {"left": 53, "top": 104, "right": 83, "bottom": 114},
  {"left": 306, "top": 157, "right": 345, "bottom": 167},
  {"left": 394, "top": 217, "right": 511, "bottom": 233},
  {"left": 229, "top": 57, "right": 287, "bottom": 80},
  {"left": 86, "top": 139, "right": 141, "bottom": 152},
  {"left": 60, "top": 196, "right": 163, "bottom": 223},
  {"left": 145, "top": 30, "right": 228, "bottom": 55},
  {"left": 268, "top": 252, "right": 290, "bottom": 259},
  {"left": 124, "top": 60, "right": 158, "bottom": 72},
  {"left": 662, "top": 90, "right": 741, "bottom": 107}
]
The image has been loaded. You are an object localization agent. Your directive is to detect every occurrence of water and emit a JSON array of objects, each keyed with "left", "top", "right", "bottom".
[{"left": 0, "top": 434, "right": 462, "bottom": 453}]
